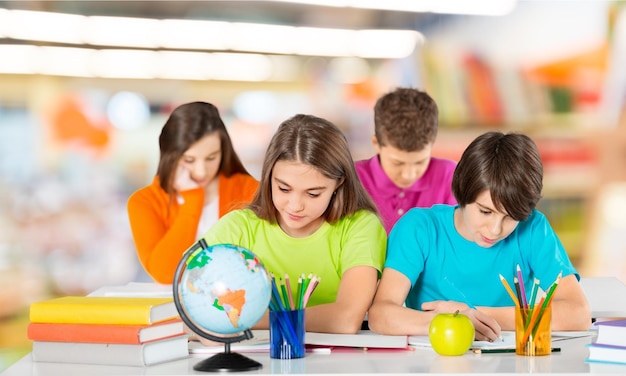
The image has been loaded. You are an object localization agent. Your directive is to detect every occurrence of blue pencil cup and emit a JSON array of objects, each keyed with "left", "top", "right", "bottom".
[{"left": 269, "top": 309, "right": 305, "bottom": 359}]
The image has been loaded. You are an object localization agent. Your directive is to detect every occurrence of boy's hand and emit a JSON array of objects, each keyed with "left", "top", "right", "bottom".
[
  {"left": 174, "top": 165, "right": 200, "bottom": 192},
  {"left": 422, "top": 300, "right": 501, "bottom": 342}
]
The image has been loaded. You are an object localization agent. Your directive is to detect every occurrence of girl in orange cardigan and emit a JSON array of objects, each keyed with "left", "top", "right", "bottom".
[{"left": 127, "top": 102, "right": 258, "bottom": 283}]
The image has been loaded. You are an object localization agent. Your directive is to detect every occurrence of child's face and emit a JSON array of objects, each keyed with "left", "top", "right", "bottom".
[
  {"left": 177, "top": 133, "right": 222, "bottom": 190},
  {"left": 374, "top": 140, "right": 432, "bottom": 189},
  {"left": 455, "top": 190, "right": 519, "bottom": 248},
  {"left": 271, "top": 160, "right": 338, "bottom": 238}
]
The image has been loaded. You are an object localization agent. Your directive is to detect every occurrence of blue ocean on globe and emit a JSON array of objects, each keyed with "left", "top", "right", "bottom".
[{"left": 179, "top": 244, "right": 271, "bottom": 335}]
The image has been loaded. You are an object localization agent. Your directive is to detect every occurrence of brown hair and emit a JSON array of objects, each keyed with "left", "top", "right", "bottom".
[
  {"left": 451, "top": 131, "right": 543, "bottom": 221},
  {"left": 249, "top": 114, "right": 379, "bottom": 223},
  {"left": 374, "top": 87, "right": 439, "bottom": 151},
  {"left": 156, "top": 101, "right": 249, "bottom": 194}
]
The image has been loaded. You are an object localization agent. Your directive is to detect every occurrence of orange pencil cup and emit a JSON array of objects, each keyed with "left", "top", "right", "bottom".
[{"left": 515, "top": 305, "right": 551, "bottom": 356}]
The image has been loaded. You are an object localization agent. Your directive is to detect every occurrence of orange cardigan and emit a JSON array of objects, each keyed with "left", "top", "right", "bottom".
[{"left": 127, "top": 173, "right": 259, "bottom": 284}]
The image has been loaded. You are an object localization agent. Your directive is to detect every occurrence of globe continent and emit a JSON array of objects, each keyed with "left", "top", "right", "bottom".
[{"left": 179, "top": 244, "right": 271, "bottom": 335}]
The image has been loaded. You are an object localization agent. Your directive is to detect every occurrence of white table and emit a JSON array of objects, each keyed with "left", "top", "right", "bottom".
[
  {"left": 580, "top": 277, "right": 626, "bottom": 319},
  {"left": 6, "top": 278, "right": 625, "bottom": 375},
  {"left": 3, "top": 335, "right": 626, "bottom": 375}
]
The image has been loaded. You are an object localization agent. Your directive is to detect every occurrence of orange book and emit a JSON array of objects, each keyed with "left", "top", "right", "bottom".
[{"left": 27, "top": 318, "right": 184, "bottom": 344}]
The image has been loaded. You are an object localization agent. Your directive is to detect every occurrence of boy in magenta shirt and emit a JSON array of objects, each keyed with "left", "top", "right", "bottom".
[{"left": 355, "top": 88, "right": 457, "bottom": 233}]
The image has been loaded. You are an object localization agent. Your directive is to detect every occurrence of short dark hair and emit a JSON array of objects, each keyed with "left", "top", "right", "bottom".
[
  {"left": 451, "top": 131, "right": 543, "bottom": 221},
  {"left": 156, "top": 101, "right": 249, "bottom": 194},
  {"left": 249, "top": 114, "right": 379, "bottom": 223},
  {"left": 374, "top": 87, "right": 438, "bottom": 151}
]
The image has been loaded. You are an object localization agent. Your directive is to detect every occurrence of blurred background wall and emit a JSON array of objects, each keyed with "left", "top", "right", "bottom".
[{"left": 1, "top": 0, "right": 626, "bottom": 370}]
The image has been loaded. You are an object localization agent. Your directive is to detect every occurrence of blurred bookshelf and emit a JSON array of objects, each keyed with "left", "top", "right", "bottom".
[{"left": 420, "top": 35, "right": 608, "bottom": 270}]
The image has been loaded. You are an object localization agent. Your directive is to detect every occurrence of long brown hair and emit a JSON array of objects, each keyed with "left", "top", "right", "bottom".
[
  {"left": 156, "top": 101, "right": 249, "bottom": 194},
  {"left": 249, "top": 114, "right": 379, "bottom": 223}
]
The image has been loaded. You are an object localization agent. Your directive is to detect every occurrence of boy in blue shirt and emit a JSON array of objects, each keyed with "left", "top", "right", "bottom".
[{"left": 368, "top": 131, "right": 591, "bottom": 341}]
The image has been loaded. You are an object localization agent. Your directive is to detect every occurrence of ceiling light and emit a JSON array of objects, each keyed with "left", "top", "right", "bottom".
[
  {"left": 0, "top": 45, "right": 38, "bottom": 74},
  {"left": 84, "top": 16, "right": 160, "bottom": 48},
  {"left": 266, "top": 0, "right": 517, "bottom": 16},
  {"left": 210, "top": 53, "right": 273, "bottom": 81},
  {"left": 159, "top": 19, "right": 230, "bottom": 50},
  {"left": 0, "top": 8, "right": 422, "bottom": 59},
  {"left": 156, "top": 51, "right": 214, "bottom": 80},
  {"left": 0, "top": 44, "right": 282, "bottom": 81},
  {"left": 2, "top": 9, "right": 86, "bottom": 43},
  {"left": 37, "top": 46, "right": 94, "bottom": 77}
]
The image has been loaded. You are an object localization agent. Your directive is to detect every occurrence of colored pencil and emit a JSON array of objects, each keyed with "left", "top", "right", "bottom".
[
  {"left": 521, "top": 296, "right": 545, "bottom": 345},
  {"left": 529, "top": 272, "right": 562, "bottom": 338},
  {"left": 528, "top": 278, "right": 540, "bottom": 310},
  {"left": 270, "top": 273, "right": 319, "bottom": 311},
  {"left": 284, "top": 274, "right": 295, "bottom": 310},
  {"left": 499, "top": 274, "right": 520, "bottom": 307},
  {"left": 473, "top": 347, "right": 560, "bottom": 354},
  {"left": 516, "top": 265, "right": 528, "bottom": 308}
]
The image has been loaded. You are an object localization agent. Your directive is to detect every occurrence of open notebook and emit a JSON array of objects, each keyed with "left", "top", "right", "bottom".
[{"left": 409, "top": 330, "right": 596, "bottom": 351}]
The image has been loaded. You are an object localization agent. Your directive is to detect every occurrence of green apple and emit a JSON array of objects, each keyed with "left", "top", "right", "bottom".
[{"left": 429, "top": 310, "right": 475, "bottom": 356}]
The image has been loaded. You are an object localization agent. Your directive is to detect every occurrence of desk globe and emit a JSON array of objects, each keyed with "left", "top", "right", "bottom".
[{"left": 173, "top": 240, "right": 272, "bottom": 372}]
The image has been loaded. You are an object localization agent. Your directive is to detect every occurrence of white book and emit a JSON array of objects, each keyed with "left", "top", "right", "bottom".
[
  {"left": 32, "top": 334, "right": 189, "bottom": 366},
  {"left": 586, "top": 343, "right": 626, "bottom": 365},
  {"left": 188, "top": 329, "right": 409, "bottom": 354},
  {"left": 305, "top": 330, "right": 408, "bottom": 349},
  {"left": 88, "top": 282, "right": 173, "bottom": 298}
]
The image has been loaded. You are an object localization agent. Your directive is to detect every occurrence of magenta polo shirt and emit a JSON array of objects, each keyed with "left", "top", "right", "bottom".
[{"left": 355, "top": 155, "right": 457, "bottom": 234}]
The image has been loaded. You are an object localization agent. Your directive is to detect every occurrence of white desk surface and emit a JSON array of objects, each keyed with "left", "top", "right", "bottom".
[
  {"left": 4, "top": 336, "right": 626, "bottom": 375},
  {"left": 6, "top": 278, "right": 625, "bottom": 375},
  {"left": 579, "top": 277, "right": 626, "bottom": 319}
]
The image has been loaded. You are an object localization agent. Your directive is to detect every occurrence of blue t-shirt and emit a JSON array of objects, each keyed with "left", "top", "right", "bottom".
[{"left": 385, "top": 204, "right": 578, "bottom": 310}]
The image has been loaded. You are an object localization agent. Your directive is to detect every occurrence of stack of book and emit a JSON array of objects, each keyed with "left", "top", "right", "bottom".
[
  {"left": 28, "top": 295, "right": 189, "bottom": 366},
  {"left": 586, "top": 319, "right": 626, "bottom": 365}
]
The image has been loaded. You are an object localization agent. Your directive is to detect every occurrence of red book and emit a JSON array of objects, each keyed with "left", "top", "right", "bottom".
[{"left": 27, "top": 318, "right": 184, "bottom": 344}]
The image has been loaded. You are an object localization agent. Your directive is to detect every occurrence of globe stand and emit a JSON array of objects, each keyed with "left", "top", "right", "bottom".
[
  {"left": 193, "top": 342, "right": 262, "bottom": 372},
  {"left": 173, "top": 240, "right": 272, "bottom": 373}
]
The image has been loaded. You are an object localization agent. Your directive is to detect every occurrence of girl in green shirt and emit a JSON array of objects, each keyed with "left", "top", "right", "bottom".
[{"left": 201, "top": 114, "right": 387, "bottom": 334}]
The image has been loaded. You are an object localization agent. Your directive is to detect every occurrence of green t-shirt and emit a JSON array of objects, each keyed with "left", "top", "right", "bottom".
[{"left": 201, "top": 208, "right": 386, "bottom": 307}]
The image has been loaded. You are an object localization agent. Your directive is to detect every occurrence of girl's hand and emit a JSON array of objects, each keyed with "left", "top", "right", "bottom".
[
  {"left": 174, "top": 165, "right": 200, "bottom": 192},
  {"left": 422, "top": 300, "right": 501, "bottom": 342}
]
